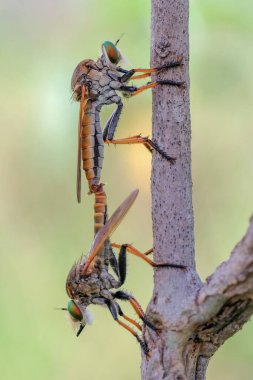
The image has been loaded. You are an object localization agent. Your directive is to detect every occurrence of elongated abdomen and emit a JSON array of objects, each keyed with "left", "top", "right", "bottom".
[
  {"left": 82, "top": 103, "right": 104, "bottom": 192},
  {"left": 94, "top": 185, "right": 107, "bottom": 235}
]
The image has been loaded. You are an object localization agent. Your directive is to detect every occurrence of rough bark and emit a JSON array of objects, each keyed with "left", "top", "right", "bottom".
[{"left": 141, "top": 1, "right": 253, "bottom": 379}]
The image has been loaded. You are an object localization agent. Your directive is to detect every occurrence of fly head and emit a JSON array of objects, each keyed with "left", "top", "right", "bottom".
[
  {"left": 101, "top": 40, "right": 122, "bottom": 68},
  {"left": 65, "top": 299, "right": 93, "bottom": 337}
]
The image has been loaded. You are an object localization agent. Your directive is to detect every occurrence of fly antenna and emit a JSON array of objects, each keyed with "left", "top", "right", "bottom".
[
  {"left": 115, "top": 33, "right": 125, "bottom": 46},
  {"left": 55, "top": 307, "right": 67, "bottom": 311}
]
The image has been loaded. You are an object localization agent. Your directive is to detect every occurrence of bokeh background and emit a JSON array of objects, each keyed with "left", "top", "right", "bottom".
[{"left": 0, "top": 0, "right": 252, "bottom": 379}]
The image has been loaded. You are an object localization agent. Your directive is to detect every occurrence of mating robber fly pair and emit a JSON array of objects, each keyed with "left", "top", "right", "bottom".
[{"left": 61, "top": 40, "right": 185, "bottom": 355}]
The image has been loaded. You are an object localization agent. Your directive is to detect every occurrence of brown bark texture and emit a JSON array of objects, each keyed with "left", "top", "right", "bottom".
[{"left": 141, "top": 1, "right": 253, "bottom": 379}]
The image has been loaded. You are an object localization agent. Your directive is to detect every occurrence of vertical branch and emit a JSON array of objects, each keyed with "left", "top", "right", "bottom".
[
  {"left": 142, "top": 1, "right": 201, "bottom": 379},
  {"left": 151, "top": 0, "right": 194, "bottom": 270}
]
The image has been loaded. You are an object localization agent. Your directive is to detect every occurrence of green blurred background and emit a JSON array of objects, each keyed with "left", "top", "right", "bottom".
[{"left": 0, "top": 0, "right": 252, "bottom": 379}]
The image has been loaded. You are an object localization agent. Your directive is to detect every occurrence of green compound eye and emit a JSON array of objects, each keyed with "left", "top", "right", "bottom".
[
  {"left": 102, "top": 41, "right": 121, "bottom": 64},
  {"left": 67, "top": 300, "right": 83, "bottom": 321}
]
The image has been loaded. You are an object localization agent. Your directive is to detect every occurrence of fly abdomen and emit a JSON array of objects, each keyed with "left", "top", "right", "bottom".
[
  {"left": 82, "top": 134, "right": 103, "bottom": 148},
  {"left": 82, "top": 146, "right": 104, "bottom": 160},
  {"left": 82, "top": 105, "right": 104, "bottom": 191},
  {"left": 82, "top": 156, "right": 103, "bottom": 170},
  {"left": 94, "top": 185, "right": 107, "bottom": 235}
]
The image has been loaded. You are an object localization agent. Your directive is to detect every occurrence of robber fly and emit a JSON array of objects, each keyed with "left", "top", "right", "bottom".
[
  {"left": 61, "top": 186, "right": 185, "bottom": 354},
  {"left": 71, "top": 40, "right": 183, "bottom": 202}
]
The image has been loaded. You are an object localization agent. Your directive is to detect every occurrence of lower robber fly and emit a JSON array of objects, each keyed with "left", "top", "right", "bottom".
[
  {"left": 61, "top": 186, "right": 186, "bottom": 355},
  {"left": 71, "top": 40, "right": 183, "bottom": 202}
]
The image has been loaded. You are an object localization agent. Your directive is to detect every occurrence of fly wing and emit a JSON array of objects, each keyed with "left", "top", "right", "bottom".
[
  {"left": 76, "top": 88, "right": 89, "bottom": 203},
  {"left": 76, "top": 100, "right": 83, "bottom": 203},
  {"left": 82, "top": 189, "right": 139, "bottom": 274}
]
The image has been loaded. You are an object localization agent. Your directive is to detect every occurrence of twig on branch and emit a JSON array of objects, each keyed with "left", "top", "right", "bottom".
[{"left": 193, "top": 217, "right": 253, "bottom": 342}]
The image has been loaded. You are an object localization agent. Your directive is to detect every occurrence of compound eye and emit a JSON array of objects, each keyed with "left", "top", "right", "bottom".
[
  {"left": 102, "top": 41, "right": 121, "bottom": 64},
  {"left": 67, "top": 300, "right": 83, "bottom": 321}
]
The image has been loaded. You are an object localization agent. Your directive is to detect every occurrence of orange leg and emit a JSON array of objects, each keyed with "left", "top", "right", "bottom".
[
  {"left": 133, "top": 68, "right": 158, "bottom": 74},
  {"left": 130, "top": 82, "right": 156, "bottom": 96},
  {"left": 111, "top": 243, "right": 185, "bottom": 269},
  {"left": 111, "top": 243, "right": 155, "bottom": 267},
  {"left": 132, "top": 59, "right": 183, "bottom": 76},
  {"left": 130, "top": 80, "right": 184, "bottom": 97},
  {"left": 130, "top": 73, "right": 152, "bottom": 80},
  {"left": 119, "top": 58, "right": 183, "bottom": 82},
  {"left": 117, "top": 319, "right": 138, "bottom": 336},
  {"left": 105, "top": 134, "right": 148, "bottom": 145},
  {"left": 107, "top": 299, "right": 149, "bottom": 354},
  {"left": 144, "top": 248, "right": 153, "bottom": 256},
  {"left": 113, "top": 290, "right": 157, "bottom": 333},
  {"left": 117, "top": 304, "right": 142, "bottom": 331},
  {"left": 121, "top": 315, "right": 142, "bottom": 331},
  {"left": 129, "top": 297, "right": 146, "bottom": 320},
  {"left": 105, "top": 135, "right": 176, "bottom": 164}
]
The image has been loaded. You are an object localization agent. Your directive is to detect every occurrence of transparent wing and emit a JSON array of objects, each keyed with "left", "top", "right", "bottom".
[
  {"left": 76, "top": 87, "right": 88, "bottom": 203},
  {"left": 82, "top": 189, "right": 139, "bottom": 274},
  {"left": 76, "top": 101, "right": 82, "bottom": 203}
]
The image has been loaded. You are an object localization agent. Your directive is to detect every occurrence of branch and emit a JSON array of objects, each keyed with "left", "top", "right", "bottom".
[
  {"left": 191, "top": 216, "right": 253, "bottom": 343},
  {"left": 142, "top": 1, "right": 253, "bottom": 378}
]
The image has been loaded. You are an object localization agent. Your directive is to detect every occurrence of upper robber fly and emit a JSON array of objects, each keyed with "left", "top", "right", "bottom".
[{"left": 71, "top": 40, "right": 183, "bottom": 202}]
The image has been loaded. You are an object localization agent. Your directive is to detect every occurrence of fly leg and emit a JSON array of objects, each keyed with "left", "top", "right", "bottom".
[
  {"left": 109, "top": 246, "right": 120, "bottom": 277},
  {"left": 113, "top": 243, "right": 128, "bottom": 286},
  {"left": 120, "top": 80, "right": 184, "bottom": 97},
  {"left": 112, "top": 291, "right": 158, "bottom": 333},
  {"left": 111, "top": 243, "right": 186, "bottom": 269},
  {"left": 118, "top": 56, "right": 183, "bottom": 82},
  {"left": 144, "top": 248, "right": 153, "bottom": 256},
  {"left": 109, "top": 244, "right": 129, "bottom": 287},
  {"left": 106, "top": 299, "right": 149, "bottom": 355},
  {"left": 104, "top": 134, "right": 176, "bottom": 163},
  {"left": 103, "top": 98, "right": 123, "bottom": 141},
  {"left": 115, "top": 302, "right": 142, "bottom": 331}
]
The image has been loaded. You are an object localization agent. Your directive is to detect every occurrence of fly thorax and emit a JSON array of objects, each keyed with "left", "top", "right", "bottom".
[
  {"left": 78, "top": 273, "right": 100, "bottom": 295},
  {"left": 99, "top": 269, "right": 117, "bottom": 289},
  {"left": 92, "top": 257, "right": 103, "bottom": 272}
]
